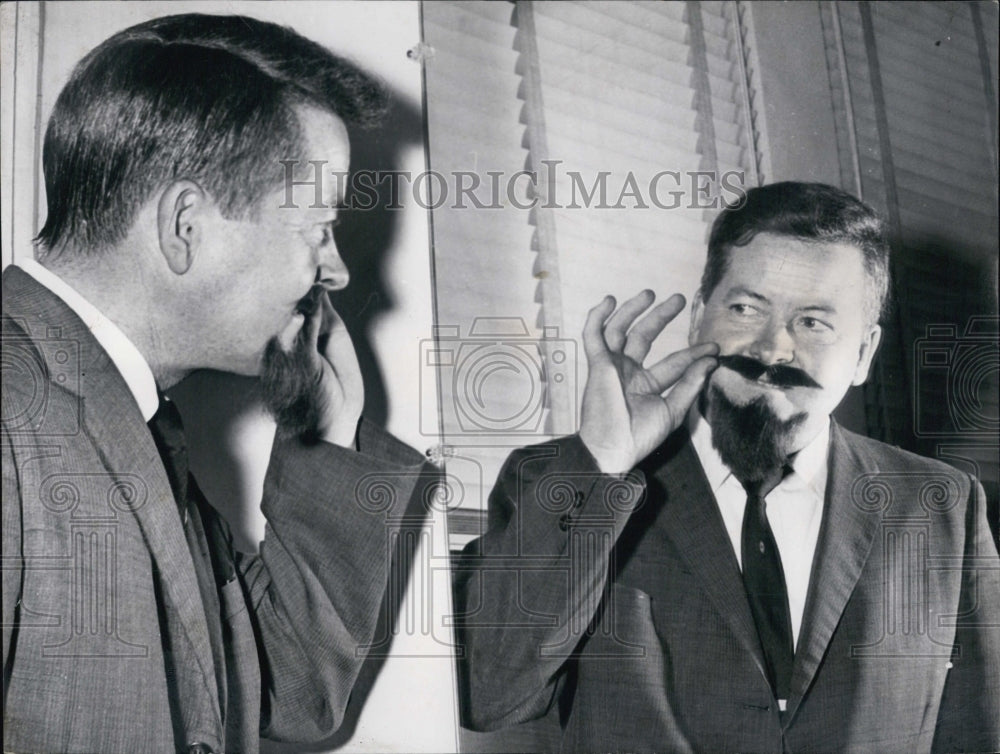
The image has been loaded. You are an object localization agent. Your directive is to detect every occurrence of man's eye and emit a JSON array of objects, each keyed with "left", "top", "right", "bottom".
[
  {"left": 798, "top": 316, "right": 831, "bottom": 331},
  {"left": 314, "top": 219, "right": 340, "bottom": 246},
  {"left": 730, "top": 303, "right": 759, "bottom": 317},
  {"left": 795, "top": 316, "right": 836, "bottom": 342}
]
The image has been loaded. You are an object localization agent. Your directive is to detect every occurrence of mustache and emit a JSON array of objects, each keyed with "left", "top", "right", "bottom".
[{"left": 716, "top": 354, "right": 822, "bottom": 389}]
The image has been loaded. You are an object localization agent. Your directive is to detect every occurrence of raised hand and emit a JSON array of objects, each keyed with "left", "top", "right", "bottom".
[
  {"left": 276, "top": 290, "right": 364, "bottom": 448},
  {"left": 311, "top": 293, "right": 364, "bottom": 447},
  {"left": 578, "top": 290, "right": 718, "bottom": 474}
]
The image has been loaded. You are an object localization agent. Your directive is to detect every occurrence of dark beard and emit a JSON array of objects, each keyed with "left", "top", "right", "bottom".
[
  {"left": 705, "top": 385, "right": 806, "bottom": 484},
  {"left": 259, "top": 285, "right": 327, "bottom": 441}
]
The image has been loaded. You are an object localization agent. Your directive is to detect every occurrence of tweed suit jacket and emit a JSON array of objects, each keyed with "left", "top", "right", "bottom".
[
  {"left": 458, "top": 426, "right": 1000, "bottom": 753},
  {"left": 2, "top": 267, "right": 432, "bottom": 752}
]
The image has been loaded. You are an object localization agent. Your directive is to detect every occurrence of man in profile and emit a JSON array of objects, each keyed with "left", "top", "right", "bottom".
[
  {"left": 458, "top": 182, "right": 1000, "bottom": 752},
  {"left": 2, "top": 14, "right": 429, "bottom": 752}
]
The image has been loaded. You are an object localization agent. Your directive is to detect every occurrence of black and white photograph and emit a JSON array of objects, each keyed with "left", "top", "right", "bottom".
[{"left": 2, "top": 2, "right": 997, "bottom": 752}]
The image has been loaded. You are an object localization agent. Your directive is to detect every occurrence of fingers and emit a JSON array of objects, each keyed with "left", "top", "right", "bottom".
[
  {"left": 582, "top": 296, "right": 617, "bottom": 365},
  {"left": 318, "top": 295, "right": 362, "bottom": 388},
  {"left": 645, "top": 342, "right": 719, "bottom": 393},
  {"left": 622, "top": 293, "right": 686, "bottom": 363},
  {"left": 662, "top": 355, "right": 718, "bottom": 425},
  {"left": 603, "top": 289, "right": 655, "bottom": 352},
  {"left": 298, "top": 289, "right": 324, "bottom": 363}
]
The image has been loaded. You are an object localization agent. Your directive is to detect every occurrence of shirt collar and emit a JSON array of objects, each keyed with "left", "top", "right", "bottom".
[
  {"left": 687, "top": 402, "right": 830, "bottom": 497},
  {"left": 17, "top": 258, "right": 160, "bottom": 422}
]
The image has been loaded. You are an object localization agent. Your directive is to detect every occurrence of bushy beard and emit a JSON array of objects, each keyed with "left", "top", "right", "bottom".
[
  {"left": 259, "top": 285, "right": 327, "bottom": 441},
  {"left": 705, "top": 385, "right": 806, "bottom": 483}
]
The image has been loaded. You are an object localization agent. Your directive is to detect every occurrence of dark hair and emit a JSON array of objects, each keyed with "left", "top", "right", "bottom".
[
  {"left": 36, "top": 13, "right": 388, "bottom": 255},
  {"left": 700, "top": 182, "right": 891, "bottom": 323}
]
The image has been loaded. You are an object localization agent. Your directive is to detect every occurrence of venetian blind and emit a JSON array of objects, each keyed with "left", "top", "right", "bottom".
[
  {"left": 827, "top": 1, "right": 998, "bottom": 503},
  {"left": 422, "top": 1, "right": 756, "bottom": 545}
]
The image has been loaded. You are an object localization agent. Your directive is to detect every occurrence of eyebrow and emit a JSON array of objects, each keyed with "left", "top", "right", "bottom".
[{"left": 725, "top": 286, "right": 770, "bottom": 304}]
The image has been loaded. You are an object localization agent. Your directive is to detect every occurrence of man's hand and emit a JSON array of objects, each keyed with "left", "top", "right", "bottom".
[
  {"left": 278, "top": 292, "right": 364, "bottom": 448},
  {"left": 579, "top": 290, "right": 718, "bottom": 474}
]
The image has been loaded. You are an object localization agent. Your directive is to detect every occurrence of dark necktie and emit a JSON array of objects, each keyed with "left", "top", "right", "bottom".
[
  {"left": 740, "top": 464, "right": 794, "bottom": 700},
  {"left": 147, "top": 392, "right": 190, "bottom": 525}
]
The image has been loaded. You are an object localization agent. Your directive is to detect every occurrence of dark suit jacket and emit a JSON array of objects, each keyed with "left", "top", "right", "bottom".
[
  {"left": 1, "top": 267, "right": 432, "bottom": 752},
  {"left": 457, "top": 425, "right": 1000, "bottom": 753}
]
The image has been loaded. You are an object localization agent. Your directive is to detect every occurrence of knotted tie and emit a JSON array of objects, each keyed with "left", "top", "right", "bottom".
[
  {"left": 147, "top": 392, "right": 190, "bottom": 525},
  {"left": 740, "top": 464, "right": 794, "bottom": 700}
]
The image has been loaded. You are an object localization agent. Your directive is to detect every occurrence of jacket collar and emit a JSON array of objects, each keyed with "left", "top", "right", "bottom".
[
  {"left": 15, "top": 258, "right": 159, "bottom": 421},
  {"left": 642, "top": 428, "right": 771, "bottom": 682},
  {"left": 3, "top": 265, "right": 222, "bottom": 732},
  {"left": 784, "top": 420, "right": 884, "bottom": 720}
]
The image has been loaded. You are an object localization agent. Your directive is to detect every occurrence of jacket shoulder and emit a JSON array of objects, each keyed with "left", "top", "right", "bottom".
[
  {"left": 834, "top": 424, "right": 978, "bottom": 508},
  {"left": 837, "top": 425, "right": 969, "bottom": 477},
  {"left": 2, "top": 311, "right": 82, "bottom": 438}
]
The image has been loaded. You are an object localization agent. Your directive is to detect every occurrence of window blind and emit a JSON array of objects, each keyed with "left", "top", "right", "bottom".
[
  {"left": 422, "top": 1, "right": 539, "bottom": 544},
  {"left": 828, "top": 1, "right": 998, "bottom": 508},
  {"left": 527, "top": 1, "right": 754, "bottom": 442},
  {"left": 422, "top": 0, "right": 756, "bottom": 545}
]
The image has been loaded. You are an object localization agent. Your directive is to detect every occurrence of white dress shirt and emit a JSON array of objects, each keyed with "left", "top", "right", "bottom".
[
  {"left": 688, "top": 405, "right": 829, "bottom": 652},
  {"left": 17, "top": 258, "right": 160, "bottom": 422}
]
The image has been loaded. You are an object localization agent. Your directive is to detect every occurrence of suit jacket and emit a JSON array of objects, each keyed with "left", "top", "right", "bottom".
[
  {"left": 2, "top": 267, "right": 433, "bottom": 753},
  {"left": 457, "top": 426, "right": 1000, "bottom": 753}
]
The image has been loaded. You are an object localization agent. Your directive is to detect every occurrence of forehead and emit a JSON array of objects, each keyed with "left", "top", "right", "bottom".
[
  {"left": 273, "top": 104, "right": 351, "bottom": 212},
  {"left": 713, "top": 233, "right": 868, "bottom": 309},
  {"left": 295, "top": 104, "right": 351, "bottom": 165}
]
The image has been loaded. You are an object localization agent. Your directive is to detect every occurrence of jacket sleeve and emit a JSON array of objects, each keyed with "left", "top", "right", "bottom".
[
  {"left": 455, "top": 434, "right": 644, "bottom": 731},
  {"left": 932, "top": 477, "right": 1000, "bottom": 753},
  {"left": 2, "top": 422, "right": 22, "bottom": 683},
  {"left": 235, "top": 419, "right": 435, "bottom": 742}
]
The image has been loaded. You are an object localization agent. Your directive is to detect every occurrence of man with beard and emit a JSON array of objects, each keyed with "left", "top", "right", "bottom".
[
  {"left": 1, "top": 14, "right": 430, "bottom": 753},
  {"left": 458, "top": 182, "right": 999, "bottom": 752}
]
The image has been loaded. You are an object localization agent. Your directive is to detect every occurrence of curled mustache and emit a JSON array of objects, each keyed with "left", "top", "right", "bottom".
[{"left": 716, "top": 354, "right": 821, "bottom": 389}]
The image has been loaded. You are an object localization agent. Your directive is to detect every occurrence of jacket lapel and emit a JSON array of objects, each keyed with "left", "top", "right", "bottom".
[
  {"left": 3, "top": 267, "right": 222, "bottom": 730},
  {"left": 785, "top": 422, "right": 883, "bottom": 720},
  {"left": 644, "top": 431, "right": 769, "bottom": 681}
]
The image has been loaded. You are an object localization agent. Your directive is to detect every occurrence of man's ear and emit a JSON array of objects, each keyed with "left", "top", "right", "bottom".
[
  {"left": 851, "top": 324, "right": 883, "bottom": 385},
  {"left": 688, "top": 290, "right": 704, "bottom": 346},
  {"left": 157, "top": 180, "right": 207, "bottom": 275}
]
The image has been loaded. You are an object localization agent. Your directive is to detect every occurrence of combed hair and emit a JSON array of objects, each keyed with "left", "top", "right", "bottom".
[
  {"left": 701, "top": 182, "right": 891, "bottom": 324},
  {"left": 36, "top": 13, "right": 388, "bottom": 255}
]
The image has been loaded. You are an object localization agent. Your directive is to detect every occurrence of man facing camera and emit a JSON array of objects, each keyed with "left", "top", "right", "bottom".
[
  {"left": 458, "top": 182, "right": 999, "bottom": 753},
  {"left": 2, "top": 15, "right": 430, "bottom": 753}
]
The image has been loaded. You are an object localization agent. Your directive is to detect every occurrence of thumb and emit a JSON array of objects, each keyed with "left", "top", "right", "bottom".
[{"left": 277, "top": 313, "right": 305, "bottom": 351}]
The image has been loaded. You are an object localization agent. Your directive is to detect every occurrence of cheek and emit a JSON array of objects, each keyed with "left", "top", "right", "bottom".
[
  {"left": 807, "top": 341, "right": 861, "bottom": 381},
  {"left": 700, "top": 316, "right": 754, "bottom": 351}
]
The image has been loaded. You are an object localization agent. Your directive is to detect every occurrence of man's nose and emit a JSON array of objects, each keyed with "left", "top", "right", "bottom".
[
  {"left": 317, "top": 241, "right": 350, "bottom": 291},
  {"left": 748, "top": 318, "right": 794, "bottom": 365}
]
